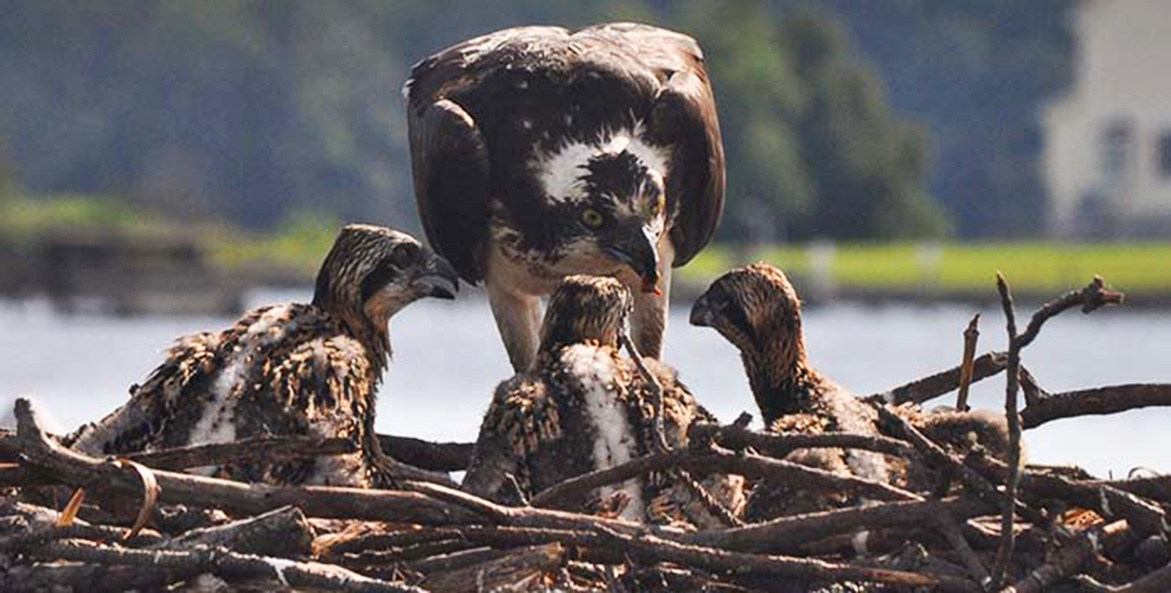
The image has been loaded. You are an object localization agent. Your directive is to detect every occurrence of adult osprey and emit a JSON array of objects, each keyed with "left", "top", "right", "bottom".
[
  {"left": 70, "top": 225, "right": 459, "bottom": 486},
  {"left": 405, "top": 23, "right": 725, "bottom": 371}
]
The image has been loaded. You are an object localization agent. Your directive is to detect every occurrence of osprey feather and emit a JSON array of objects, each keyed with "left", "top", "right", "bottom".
[
  {"left": 405, "top": 23, "right": 725, "bottom": 371},
  {"left": 69, "top": 225, "right": 459, "bottom": 487},
  {"left": 463, "top": 275, "right": 744, "bottom": 527}
]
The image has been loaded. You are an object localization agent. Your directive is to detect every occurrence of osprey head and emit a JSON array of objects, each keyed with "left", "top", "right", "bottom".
[
  {"left": 313, "top": 224, "right": 459, "bottom": 330},
  {"left": 538, "top": 275, "right": 633, "bottom": 352},
  {"left": 689, "top": 263, "right": 803, "bottom": 355},
  {"left": 539, "top": 133, "right": 670, "bottom": 293}
]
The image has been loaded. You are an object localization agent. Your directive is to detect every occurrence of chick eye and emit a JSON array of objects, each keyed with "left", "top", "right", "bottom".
[
  {"left": 391, "top": 242, "right": 420, "bottom": 267},
  {"left": 580, "top": 208, "right": 605, "bottom": 229}
]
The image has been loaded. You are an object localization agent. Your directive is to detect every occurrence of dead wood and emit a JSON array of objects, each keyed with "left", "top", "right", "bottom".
[
  {"left": 866, "top": 350, "right": 1008, "bottom": 406},
  {"left": 1021, "top": 384, "right": 1171, "bottom": 429},
  {"left": 418, "top": 542, "right": 565, "bottom": 593},
  {"left": 161, "top": 505, "right": 315, "bottom": 557},
  {"left": 378, "top": 434, "right": 473, "bottom": 472},
  {"left": 1001, "top": 520, "right": 1132, "bottom": 593},
  {"left": 529, "top": 446, "right": 920, "bottom": 510},
  {"left": 689, "top": 421, "right": 916, "bottom": 458},
  {"left": 31, "top": 539, "right": 423, "bottom": 592}
]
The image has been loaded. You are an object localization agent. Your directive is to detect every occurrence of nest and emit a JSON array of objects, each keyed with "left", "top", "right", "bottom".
[{"left": 2, "top": 276, "right": 1169, "bottom": 592}]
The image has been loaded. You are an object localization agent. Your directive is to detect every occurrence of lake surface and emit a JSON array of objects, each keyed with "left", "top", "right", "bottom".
[{"left": 2, "top": 289, "right": 1169, "bottom": 478}]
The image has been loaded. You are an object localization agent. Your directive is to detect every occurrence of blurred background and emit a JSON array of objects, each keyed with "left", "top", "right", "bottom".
[{"left": 2, "top": 0, "right": 1168, "bottom": 475}]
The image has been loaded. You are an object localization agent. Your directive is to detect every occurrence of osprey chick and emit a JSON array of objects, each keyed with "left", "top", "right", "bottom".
[
  {"left": 405, "top": 23, "right": 725, "bottom": 371},
  {"left": 70, "top": 225, "right": 458, "bottom": 487},
  {"left": 463, "top": 275, "right": 743, "bottom": 527},
  {"left": 691, "top": 264, "right": 1010, "bottom": 518}
]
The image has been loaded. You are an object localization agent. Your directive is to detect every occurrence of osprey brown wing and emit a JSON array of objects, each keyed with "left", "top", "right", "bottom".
[{"left": 407, "top": 98, "right": 492, "bottom": 284}]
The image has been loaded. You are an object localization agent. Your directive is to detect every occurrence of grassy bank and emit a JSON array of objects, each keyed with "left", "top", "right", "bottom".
[{"left": 680, "top": 242, "right": 1171, "bottom": 294}]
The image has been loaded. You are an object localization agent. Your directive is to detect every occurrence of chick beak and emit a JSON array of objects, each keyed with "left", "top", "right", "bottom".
[
  {"left": 689, "top": 290, "right": 718, "bottom": 327},
  {"left": 412, "top": 251, "right": 460, "bottom": 300},
  {"left": 603, "top": 224, "right": 661, "bottom": 295}
]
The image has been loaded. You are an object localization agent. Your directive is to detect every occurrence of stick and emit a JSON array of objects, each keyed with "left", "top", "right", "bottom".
[
  {"left": 682, "top": 496, "right": 994, "bottom": 554},
  {"left": 13, "top": 398, "right": 482, "bottom": 525},
  {"left": 866, "top": 351, "right": 1008, "bottom": 406},
  {"left": 993, "top": 272, "right": 1024, "bottom": 587},
  {"left": 1001, "top": 520, "right": 1131, "bottom": 593},
  {"left": 162, "top": 506, "right": 315, "bottom": 558},
  {"left": 956, "top": 313, "right": 981, "bottom": 411},
  {"left": 1074, "top": 562, "right": 1171, "bottom": 593},
  {"left": 1021, "top": 384, "right": 1171, "bottom": 429},
  {"left": 32, "top": 539, "right": 423, "bottom": 593},
  {"left": 529, "top": 447, "right": 921, "bottom": 509},
  {"left": 377, "top": 434, "right": 473, "bottom": 472},
  {"left": 418, "top": 542, "right": 565, "bottom": 593},
  {"left": 688, "top": 422, "right": 916, "bottom": 458}
]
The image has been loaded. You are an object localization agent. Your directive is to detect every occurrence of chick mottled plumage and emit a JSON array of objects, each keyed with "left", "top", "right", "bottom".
[
  {"left": 69, "top": 225, "right": 458, "bottom": 487},
  {"left": 691, "top": 263, "right": 1010, "bottom": 519},
  {"left": 463, "top": 275, "right": 742, "bottom": 527}
]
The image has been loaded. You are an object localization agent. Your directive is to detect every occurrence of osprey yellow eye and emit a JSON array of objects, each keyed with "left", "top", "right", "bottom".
[
  {"left": 647, "top": 195, "right": 664, "bottom": 216},
  {"left": 580, "top": 208, "right": 604, "bottom": 228}
]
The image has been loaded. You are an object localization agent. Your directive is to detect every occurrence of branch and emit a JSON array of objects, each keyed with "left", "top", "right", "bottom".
[
  {"left": 1074, "top": 561, "right": 1171, "bottom": 593},
  {"left": 592, "top": 526, "right": 981, "bottom": 592},
  {"left": 31, "top": 540, "right": 422, "bottom": 593},
  {"left": 377, "top": 434, "right": 473, "bottom": 472},
  {"left": 1016, "top": 275, "right": 1124, "bottom": 350},
  {"left": 688, "top": 422, "right": 916, "bottom": 458},
  {"left": 1021, "top": 384, "right": 1171, "bottom": 429},
  {"left": 968, "top": 454, "right": 1168, "bottom": 536},
  {"left": 125, "top": 435, "right": 355, "bottom": 470},
  {"left": 418, "top": 542, "right": 565, "bottom": 593},
  {"left": 993, "top": 272, "right": 1024, "bottom": 587},
  {"left": 956, "top": 313, "right": 981, "bottom": 411},
  {"left": 13, "top": 398, "right": 482, "bottom": 525},
  {"left": 529, "top": 447, "right": 921, "bottom": 509},
  {"left": 866, "top": 351, "right": 1008, "bottom": 406},
  {"left": 1001, "top": 520, "right": 1132, "bottom": 593}
]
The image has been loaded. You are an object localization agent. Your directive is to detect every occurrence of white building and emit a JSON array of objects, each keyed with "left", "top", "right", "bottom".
[{"left": 1043, "top": 0, "right": 1171, "bottom": 237}]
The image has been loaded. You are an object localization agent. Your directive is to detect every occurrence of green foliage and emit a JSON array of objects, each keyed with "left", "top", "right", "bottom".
[
  {"left": 0, "top": 1, "right": 1071, "bottom": 242},
  {"left": 671, "top": 3, "right": 947, "bottom": 242}
]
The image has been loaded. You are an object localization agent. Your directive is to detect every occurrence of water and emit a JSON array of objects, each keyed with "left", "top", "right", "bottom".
[{"left": 3, "top": 289, "right": 1169, "bottom": 478}]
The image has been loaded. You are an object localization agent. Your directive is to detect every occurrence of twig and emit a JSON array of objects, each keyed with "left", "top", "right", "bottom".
[
  {"left": 934, "top": 505, "right": 992, "bottom": 587},
  {"left": 682, "top": 496, "right": 994, "bottom": 553},
  {"left": 866, "top": 351, "right": 1008, "bottom": 406},
  {"left": 968, "top": 454, "right": 1168, "bottom": 536},
  {"left": 1000, "top": 520, "right": 1131, "bottom": 593},
  {"left": 1021, "top": 384, "right": 1171, "bottom": 429},
  {"left": 957, "top": 313, "right": 981, "bottom": 411},
  {"left": 592, "top": 525, "right": 982, "bottom": 591},
  {"left": 689, "top": 422, "right": 916, "bottom": 458},
  {"left": 620, "top": 331, "right": 668, "bottom": 453},
  {"left": 13, "top": 398, "right": 483, "bottom": 525},
  {"left": 32, "top": 539, "right": 423, "bottom": 593},
  {"left": 418, "top": 542, "right": 565, "bottom": 593},
  {"left": 377, "top": 434, "right": 473, "bottom": 472},
  {"left": 529, "top": 447, "right": 920, "bottom": 509},
  {"left": 876, "top": 405, "right": 1013, "bottom": 508},
  {"left": 162, "top": 506, "right": 315, "bottom": 558},
  {"left": 1074, "top": 562, "right": 1171, "bottom": 593},
  {"left": 992, "top": 272, "right": 1024, "bottom": 587},
  {"left": 123, "top": 435, "right": 356, "bottom": 470}
]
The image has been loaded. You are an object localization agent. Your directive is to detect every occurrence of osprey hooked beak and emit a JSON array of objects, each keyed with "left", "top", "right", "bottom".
[
  {"left": 602, "top": 223, "right": 661, "bottom": 295},
  {"left": 411, "top": 251, "right": 460, "bottom": 300},
  {"left": 688, "top": 289, "right": 719, "bottom": 328}
]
